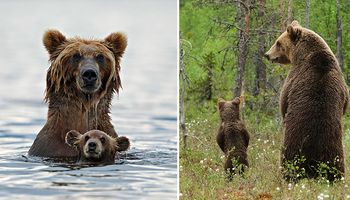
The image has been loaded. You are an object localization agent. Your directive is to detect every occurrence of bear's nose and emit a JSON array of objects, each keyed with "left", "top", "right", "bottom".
[
  {"left": 88, "top": 141, "right": 97, "bottom": 150},
  {"left": 82, "top": 69, "right": 98, "bottom": 83},
  {"left": 264, "top": 53, "right": 270, "bottom": 60}
]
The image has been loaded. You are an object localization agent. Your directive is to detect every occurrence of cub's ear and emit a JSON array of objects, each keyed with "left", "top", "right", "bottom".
[
  {"left": 104, "top": 32, "right": 127, "bottom": 58},
  {"left": 218, "top": 98, "right": 226, "bottom": 110},
  {"left": 232, "top": 97, "right": 241, "bottom": 105},
  {"left": 43, "top": 29, "right": 67, "bottom": 55},
  {"left": 65, "top": 130, "right": 82, "bottom": 147},
  {"left": 287, "top": 24, "right": 301, "bottom": 42},
  {"left": 115, "top": 136, "right": 130, "bottom": 152}
]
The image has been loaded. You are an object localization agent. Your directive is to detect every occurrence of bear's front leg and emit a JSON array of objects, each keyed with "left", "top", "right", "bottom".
[
  {"left": 97, "top": 110, "right": 118, "bottom": 138},
  {"left": 280, "top": 83, "right": 290, "bottom": 119}
]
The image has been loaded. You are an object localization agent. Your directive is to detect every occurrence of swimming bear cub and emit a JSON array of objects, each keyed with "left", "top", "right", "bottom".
[{"left": 65, "top": 129, "right": 130, "bottom": 164}]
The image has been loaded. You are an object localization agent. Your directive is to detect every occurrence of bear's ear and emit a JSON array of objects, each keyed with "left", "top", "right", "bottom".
[
  {"left": 287, "top": 24, "right": 301, "bottom": 42},
  {"left": 290, "top": 20, "right": 300, "bottom": 27},
  {"left": 65, "top": 130, "right": 82, "bottom": 147},
  {"left": 103, "top": 32, "right": 127, "bottom": 94},
  {"left": 104, "top": 32, "right": 127, "bottom": 59},
  {"left": 218, "top": 98, "right": 226, "bottom": 110},
  {"left": 287, "top": 21, "right": 301, "bottom": 42},
  {"left": 43, "top": 29, "right": 67, "bottom": 55},
  {"left": 232, "top": 97, "right": 241, "bottom": 105},
  {"left": 115, "top": 136, "right": 130, "bottom": 152}
]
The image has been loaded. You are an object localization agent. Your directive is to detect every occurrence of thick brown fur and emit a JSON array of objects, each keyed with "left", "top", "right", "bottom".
[
  {"left": 265, "top": 21, "right": 349, "bottom": 181},
  {"left": 28, "top": 30, "right": 127, "bottom": 158},
  {"left": 216, "top": 97, "right": 250, "bottom": 176},
  {"left": 65, "top": 130, "right": 130, "bottom": 164}
]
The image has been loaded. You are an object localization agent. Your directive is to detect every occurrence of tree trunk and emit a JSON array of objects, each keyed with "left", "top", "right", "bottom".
[
  {"left": 253, "top": 0, "right": 267, "bottom": 97},
  {"left": 202, "top": 52, "right": 215, "bottom": 101},
  {"left": 207, "top": 65, "right": 213, "bottom": 100},
  {"left": 179, "top": 42, "right": 187, "bottom": 149},
  {"left": 234, "top": 0, "right": 250, "bottom": 98},
  {"left": 305, "top": 0, "right": 310, "bottom": 28},
  {"left": 287, "top": 0, "right": 293, "bottom": 24},
  {"left": 280, "top": 0, "right": 286, "bottom": 32},
  {"left": 336, "top": 0, "right": 343, "bottom": 70}
]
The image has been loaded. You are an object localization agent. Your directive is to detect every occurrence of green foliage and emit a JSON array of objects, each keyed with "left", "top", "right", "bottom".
[
  {"left": 189, "top": 52, "right": 216, "bottom": 101},
  {"left": 180, "top": 0, "right": 350, "bottom": 106},
  {"left": 282, "top": 156, "right": 345, "bottom": 183},
  {"left": 225, "top": 157, "right": 248, "bottom": 180},
  {"left": 316, "top": 162, "right": 339, "bottom": 183},
  {"left": 282, "top": 155, "right": 307, "bottom": 182}
]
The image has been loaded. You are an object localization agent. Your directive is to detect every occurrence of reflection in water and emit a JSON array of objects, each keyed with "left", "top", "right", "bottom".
[{"left": 0, "top": 0, "right": 177, "bottom": 199}]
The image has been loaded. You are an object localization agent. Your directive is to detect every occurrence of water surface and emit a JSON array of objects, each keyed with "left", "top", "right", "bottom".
[{"left": 0, "top": 1, "right": 177, "bottom": 199}]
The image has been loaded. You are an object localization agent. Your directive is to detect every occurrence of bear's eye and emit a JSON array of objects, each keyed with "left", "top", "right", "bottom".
[
  {"left": 96, "top": 54, "right": 105, "bottom": 63},
  {"left": 100, "top": 137, "right": 106, "bottom": 144},
  {"left": 84, "top": 136, "right": 90, "bottom": 142},
  {"left": 72, "top": 53, "right": 82, "bottom": 62}
]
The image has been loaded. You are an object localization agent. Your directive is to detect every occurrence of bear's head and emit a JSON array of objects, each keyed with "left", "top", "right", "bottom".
[
  {"left": 65, "top": 129, "right": 130, "bottom": 164},
  {"left": 264, "top": 20, "right": 302, "bottom": 64},
  {"left": 218, "top": 97, "right": 241, "bottom": 122},
  {"left": 43, "top": 30, "right": 127, "bottom": 103}
]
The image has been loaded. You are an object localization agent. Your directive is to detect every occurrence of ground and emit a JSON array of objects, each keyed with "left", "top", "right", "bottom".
[{"left": 179, "top": 101, "right": 350, "bottom": 199}]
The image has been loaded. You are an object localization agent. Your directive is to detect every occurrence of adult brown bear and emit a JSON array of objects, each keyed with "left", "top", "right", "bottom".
[
  {"left": 28, "top": 30, "right": 128, "bottom": 159},
  {"left": 265, "top": 21, "right": 349, "bottom": 181}
]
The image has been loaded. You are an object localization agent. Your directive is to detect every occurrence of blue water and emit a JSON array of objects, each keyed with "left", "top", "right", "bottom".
[{"left": 0, "top": 0, "right": 177, "bottom": 199}]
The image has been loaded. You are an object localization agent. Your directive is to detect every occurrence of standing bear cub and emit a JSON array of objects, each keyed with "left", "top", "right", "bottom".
[
  {"left": 65, "top": 130, "right": 130, "bottom": 164},
  {"left": 216, "top": 97, "right": 250, "bottom": 176},
  {"left": 265, "top": 20, "right": 349, "bottom": 181},
  {"left": 28, "top": 29, "right": 127, "bottom": 159}
]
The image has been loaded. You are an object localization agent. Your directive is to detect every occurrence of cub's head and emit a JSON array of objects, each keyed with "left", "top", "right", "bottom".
[
  {"left": 217, "top": 97, "right": 241, "bottom": 122},
  {"left": 65, "top": 130, "right": 130, "bottom": 164},
  {"left": 43, "top": 30, "right": 127, "bottom": 101},
  {"left": 264, "top": 20, "right": 302, "bottom": 64}
]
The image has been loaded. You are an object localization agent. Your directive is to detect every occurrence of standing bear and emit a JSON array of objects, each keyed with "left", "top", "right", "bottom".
[
  {"left": 216, "top": 97, "right": 250, "bottom": 177},
  {"left": 265, "top": 20, "right": 349, "bottom": 181}
]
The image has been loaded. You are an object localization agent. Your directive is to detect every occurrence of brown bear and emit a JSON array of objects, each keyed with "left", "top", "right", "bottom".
[
  {"left": 265, "top": 20, "right": 349, "bottom": 181},
  {"left": 28, "top": 29, "right": 128, "bottom": 159},
  {"left": 216, "top": 97, "right": 250, "bottom": 176},
  {"left": 65, "top": 130, "right": 130, "bottom": 164}
]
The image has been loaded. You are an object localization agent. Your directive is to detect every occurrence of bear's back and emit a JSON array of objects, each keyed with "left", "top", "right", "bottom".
[{"left": 223, "top": 121, "right": 249, "bottom": 153}]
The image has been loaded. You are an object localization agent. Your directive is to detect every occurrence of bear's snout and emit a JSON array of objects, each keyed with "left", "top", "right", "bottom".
[
  {"left": 83, "top": 139, "right": 102, "bottom": 159},
  {"left": 82, "top": 68, "right": 98, "bottom": 84},
  {"left": 78, "top": 63, "right": 102, "bottom": 93},
  {"left": 88, "top": 141, "right": 97, "bottom": 151},
  {"left": 264, "top": 53, "right": 270, "bottom": 60}
]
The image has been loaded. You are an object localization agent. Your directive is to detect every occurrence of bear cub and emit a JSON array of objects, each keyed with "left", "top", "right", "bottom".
[
  {"left": 216, "top": 97, "right": 250, "bottom": 176},
  {"left": 65, "top": 130, "right": 130, "bottom": 165}
]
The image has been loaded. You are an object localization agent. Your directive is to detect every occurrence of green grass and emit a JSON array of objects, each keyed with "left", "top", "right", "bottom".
[{"left": 180, "top": 101, "right": 350, "bottom": 199}]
